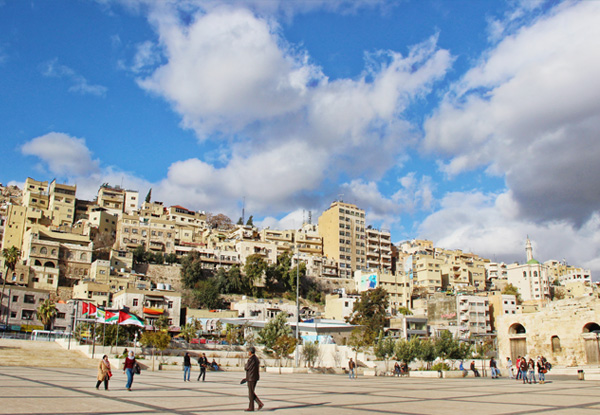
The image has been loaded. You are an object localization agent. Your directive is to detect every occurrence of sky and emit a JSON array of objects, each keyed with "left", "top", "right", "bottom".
[{"left": 1, "top": 0, "right": 600, "bottom": 279}]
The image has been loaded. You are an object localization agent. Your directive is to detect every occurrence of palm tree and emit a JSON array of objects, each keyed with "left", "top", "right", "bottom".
[
  {"left": 1, "top": 246, "right": 21, "bottom": 315},
  {"left": 36, "top": 299, "right": 57, "bottom": 331}
]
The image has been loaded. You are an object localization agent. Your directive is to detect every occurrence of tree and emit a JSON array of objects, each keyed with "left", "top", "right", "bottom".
[
  {"left": 180, "top": 322, "right": 197, "bottom": 343},
  {"left": 394, "top": 337, "right": 421, "bottom": 365},
  {"left": 206, "top": 213, "right": 234, "bottom": 230},
  {"left": 165, "top": 253, "right": 178, "bottom": 265},
  {"left": 1, "top": 246, "right": 21, "bottom": 311},
  {"left": 302, "top": 341, "right": 320, "bottom": 368},
  {"left": 348, "top": 287, "right": 389, "bottom": 345},
  {"left": 237, "top": 217, "right": 244, "bottom": 225},
  {"left": 145, "top": 188, "right": 152, "bottom": 203},
  {"left": 140, "top": 330, "right": 171, "bottom": 371},
  {"left": 502, "top": 283, "right": 522, "bottom": 303},
  {"left": 272, "top": 335, "right": 297, "bottom": 369},
  {"left": 418, "top": 338, "right": 437, "bottom": 370},
  {"left": 246, "top": 215, "right": 254, "bottom": 226},
  {"left": 216, "top": 266, "right": 243, "bottom": 294},
  {"left": 244, "top": 255, "right": 267, "bottom": 296},
  {"left": 36, "top": 299, "right": 57, "bottom": 331},
  {"left": 192, "top": 279, "right": 222, "bottom": 309},
  {"left": 258, "top": 313, "right": 292, "bottom": 351},
  {"left": 155, "top": 314, "right": 170, "bottom": 330},
  {"left": 374, "top": 331, "right": 395, "bottom": 373},
  {"left": 348, "top": 327, "right": 370, "bottom": 362},
  {"left": 133, "top": 245, "right": 146, "bottom": 265},
  {"left": 181, "top": 251, "right": 212, "bottom": 288},
  {"left": 397, "top": 306, "right": 412, "bottom": 316}
]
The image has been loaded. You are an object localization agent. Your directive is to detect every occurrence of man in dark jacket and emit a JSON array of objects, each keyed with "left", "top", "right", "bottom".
[
  {"left": 197, "top": 353, "right": 208, "bottom": 381},
  {"left": 244, "top": 346, "right": 263, "bottom": 411}
]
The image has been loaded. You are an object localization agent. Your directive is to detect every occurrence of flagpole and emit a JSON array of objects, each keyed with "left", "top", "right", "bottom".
[{"left": 91, "top": 321, "right": 96, "bottom": 359}]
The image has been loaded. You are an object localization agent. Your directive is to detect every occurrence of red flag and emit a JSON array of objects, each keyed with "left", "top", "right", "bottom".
[
  {"left": 82, "top": 302, "right": 89, "bottom": 316},
  {"left": 88, "top": 303, "right": 97, "bottom": 317}
]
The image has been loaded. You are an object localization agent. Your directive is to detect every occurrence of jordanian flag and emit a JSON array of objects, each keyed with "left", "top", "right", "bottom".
[
  {"left": 118, "top": 310, "right": 144, "bottom": 327},
  {"left": 82, "top": 302, "right": 97, "bottom": 317},
  {"left": 96, "top": 308, "right": 118, "bottom": 324}
]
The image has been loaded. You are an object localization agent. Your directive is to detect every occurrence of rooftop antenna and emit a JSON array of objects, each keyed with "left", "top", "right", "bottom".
[
  {"left": 308, "top": 210, "right": 312, "bottom": 225},
  {"left": 338, "top": 194, "right": 344, "bottom": 202},
  {"left": 241, "top": 196, "right": 245, "bottom": 224}
]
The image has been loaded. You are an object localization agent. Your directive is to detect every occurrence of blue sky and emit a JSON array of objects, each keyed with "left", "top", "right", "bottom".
[{"left": 2, "top": 0, "right": 600, "bottom": 278}]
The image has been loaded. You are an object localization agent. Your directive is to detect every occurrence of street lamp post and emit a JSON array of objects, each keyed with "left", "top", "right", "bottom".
[{"left": 295, "top": 243, "right": 300, "bottom": 368}]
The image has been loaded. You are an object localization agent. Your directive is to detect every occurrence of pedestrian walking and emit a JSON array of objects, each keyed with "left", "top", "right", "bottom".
[
  {"left": 96, "top": 355, "right": 111, "bottom": 390},
  {"left": 537, "top": 356, "right": 546, "bottom": 384},
  {"left": 197, "top": 353, "right": 208, "bottom": 381},
  {"left": 183, "top": 352, "right": 191, "bottom": 382},
  {"left": 506, "top": 357, "right": 514, "bottom": 379},
  {"left": 519, "top": 356, "right": 529, "bottom": 383},
  {"left": 528, "top": 358, "right": 537, "bottom": 383},
  {"left": 490, "top": 357, "right": 498, "bottom": 378},
  {"left": 123, "top": 351, "right": 137, "bottom": 391},
  {"left": 348, "top": 357, "right": 356, "bottom": 379},
  {"left": 516, "top": 356, "right": 522, "bottom": 380},
  {"left": 243, "top": 346, "right": 263, "bottom": 412}
]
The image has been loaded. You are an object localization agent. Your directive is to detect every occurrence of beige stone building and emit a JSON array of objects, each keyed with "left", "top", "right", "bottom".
[
  {"left": 324, "top": 290, "right": 359, "bottom": 321},
  {"left": 506, "top": 238, "right": 551, "bottom": 302},
  {"left": 497, "top": 296, "right": 600, "bottom": 366},
  {"left": 48, "top": 180, "right": 76, "bottom": 228},
  {"left": 318, "top": 201, "right": 366, "bottom": 278},
  {"left": 96, "top": 184, "right": 139, "bottom": 217}
]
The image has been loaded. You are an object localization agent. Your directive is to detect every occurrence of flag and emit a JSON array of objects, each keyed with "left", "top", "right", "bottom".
[
  {"left": 96, "top": 308, "right": 118, "bottom": 324},
  {"left": 118, "top": 310, "right": 144, "bottom": 327},
  {"left": 82, "top": 302, "right": 97, "bottom": 317}
]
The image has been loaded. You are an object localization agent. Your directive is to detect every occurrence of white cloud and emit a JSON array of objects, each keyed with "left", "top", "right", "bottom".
[
  {"left": 21, "top": 133, "right": 101, "bottom": 177},
  {"left": 424, "top": 1, "right": 600, "bottom": 226},
  {"left": 42, "top": 59, "right": 107, "bottom": 97},
  {"left": 417, "top": 190, "right": 600, "bottom": 278},
  {"left": 132, "top": 5, "right": 452, "bottom": 218}
]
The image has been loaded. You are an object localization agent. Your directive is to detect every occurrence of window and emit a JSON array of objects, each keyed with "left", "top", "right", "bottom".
[
  {"left": 168, "top": 301, "right": 173, "bottom": 309},
  {"left": 133, "top": 299, "right": 139, "bottom": 306},
  {"left": 12, "top": 295, "right": 18, "bottom": 302},
  {"left": 24, "top": 295, "right": 36, "bottom": 304},
  {"left": 57, "top": 313, "right": 66, "bottom": 319},
  {"left": 40, "top": 247, "right": 48, "bottom": 255},
  {"left": 22, "top": 310, "right": 35, "bottom": 320}
]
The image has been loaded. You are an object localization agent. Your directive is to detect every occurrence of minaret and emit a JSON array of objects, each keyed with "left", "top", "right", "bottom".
[{"left": 526, "top": 237, "right": 533, "bottom": 262}]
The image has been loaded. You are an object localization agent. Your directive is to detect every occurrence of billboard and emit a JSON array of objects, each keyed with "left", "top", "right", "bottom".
[{"left": 359, "top": 272, "right": 378, "bottom": 291}]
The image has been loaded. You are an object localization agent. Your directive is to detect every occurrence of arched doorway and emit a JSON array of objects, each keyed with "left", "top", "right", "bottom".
[
  {"left": 509, "top": 323, "right": 527, "bottom": 361},
  {"left": 582, "top": 323, "right": 600, "bottom": 364}
]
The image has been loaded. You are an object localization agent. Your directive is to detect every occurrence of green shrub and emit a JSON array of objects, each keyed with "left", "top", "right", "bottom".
[{"left": 431, "top": 362, "right": 451, "bottom": 371}]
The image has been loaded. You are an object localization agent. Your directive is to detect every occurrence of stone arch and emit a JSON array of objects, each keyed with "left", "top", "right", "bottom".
[
  {"left": 44, "top": 261, "right": 55, "bottom": 268},
  {"left": 509, "top": 323, "right": 526, "bottom": 335},
  {"left": 34, "top": 260, "right": 42, "bottom": 266},
  {"left": 40, "top": 247, "right": 48, "bottom": 255},
  {"left": 582, "top": 322, "right": 600, "bottom": 364},
  {"left": 582, "top": 322, "right": 600, "bottom": 333}
]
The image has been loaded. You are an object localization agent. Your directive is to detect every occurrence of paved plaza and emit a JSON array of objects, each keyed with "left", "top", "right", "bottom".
[{"left": 1, "top": 366, "right": 599, "bottom": 415}]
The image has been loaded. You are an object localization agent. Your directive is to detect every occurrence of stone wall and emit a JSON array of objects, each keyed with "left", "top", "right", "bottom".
[
  {"left": 135, "top": 264, "right": 183, "bottom": 291},
  {"left": 497, "top": 296, "right": 600, "bottom": 366}
]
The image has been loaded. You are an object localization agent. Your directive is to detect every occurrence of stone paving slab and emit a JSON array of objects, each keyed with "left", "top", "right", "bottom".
[{"left": 1, "top": 366, "right": 600, "bottom": 415}]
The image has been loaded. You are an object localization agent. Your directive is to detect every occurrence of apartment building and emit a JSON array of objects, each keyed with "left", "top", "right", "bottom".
[
  {"left": 48, "top": 179, "right": 76, "bottom": 228},
  {"left": 318, "top": 201, "right": 366, "bottom": 278},
  {"left": 354, "top": 269, "right": 412, "bottom": 312},
  {"left": 456, "top": 294, "right": 491, "bottom": 339},
  {"left": 97, "top": 184, "right": 139, "bottom": 217},
  {"left": 0, "top": 286, "right": 70, "bottom": 332},
  {"left": 365, "top": 226, "right": 393, "bottom": 272},
  {"left": 260, "top": 228, "right": 294, "bottom": 255},
  {"left": 544, "top": 260, "right": 592, "bottom": 285},
  {"left": 112, "top": 288, "right": 182, "bottom": 328},
  {"left": 72, "top": 280, "right": 111, "bottom": 307},
  {"left": 117, "top": 213, "right": 177, "bottom": 253}
]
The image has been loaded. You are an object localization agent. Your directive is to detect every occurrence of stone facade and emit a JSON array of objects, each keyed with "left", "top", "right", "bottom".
[{"left": 497, "top": 296, "right": 600, "bottom": 366}]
